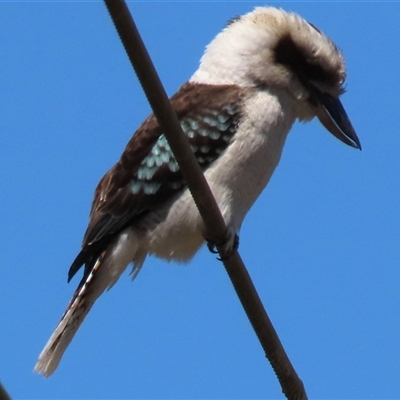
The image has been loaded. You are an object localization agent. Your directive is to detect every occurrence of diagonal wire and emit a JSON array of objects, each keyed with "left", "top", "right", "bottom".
[{"left": 103, "top": 1, "right": 308, "bottom": 399}]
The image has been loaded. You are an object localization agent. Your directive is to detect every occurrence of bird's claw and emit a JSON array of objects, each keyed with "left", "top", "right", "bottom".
[
  {"left": 207, "top": 242, "right": 219, "bottom": 254},
  {"left": 206, "top": 233, "right": 239, "bottom": 261}
]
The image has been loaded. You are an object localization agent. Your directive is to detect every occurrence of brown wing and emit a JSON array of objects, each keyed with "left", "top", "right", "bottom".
[{"left": 68, "top": 83, "right": 245, "bottom": 283}]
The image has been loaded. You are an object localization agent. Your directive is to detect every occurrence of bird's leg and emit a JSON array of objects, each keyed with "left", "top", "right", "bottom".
[{"left": 206, "top": 231, "right": 239, "bottom": 261}]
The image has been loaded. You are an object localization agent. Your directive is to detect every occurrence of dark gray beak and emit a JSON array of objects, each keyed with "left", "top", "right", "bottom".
[{"left": 314, "top": 90, "right": 361, "bottom": 150}]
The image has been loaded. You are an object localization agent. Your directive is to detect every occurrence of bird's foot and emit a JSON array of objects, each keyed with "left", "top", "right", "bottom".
[{"left": 206, "top": 232, "right": 239, "bottom": 261}]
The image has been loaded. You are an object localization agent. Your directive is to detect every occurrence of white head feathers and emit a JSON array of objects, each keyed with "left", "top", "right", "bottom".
[{"left": 191, "top": 7, "right": 346, "bottom": 103}]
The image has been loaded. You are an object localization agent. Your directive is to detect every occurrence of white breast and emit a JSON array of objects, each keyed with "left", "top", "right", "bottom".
[{"left": 138, "top": 89, "right": 296, "bottom": 262}]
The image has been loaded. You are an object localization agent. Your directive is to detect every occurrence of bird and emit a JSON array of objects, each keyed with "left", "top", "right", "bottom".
[{"left": 35, "top": 6, "right": 361, "bottom": 377}]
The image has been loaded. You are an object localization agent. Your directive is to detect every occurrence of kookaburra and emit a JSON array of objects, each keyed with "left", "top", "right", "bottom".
[{"left": 35, "top": 6, "right": 361, "bottom": 376}]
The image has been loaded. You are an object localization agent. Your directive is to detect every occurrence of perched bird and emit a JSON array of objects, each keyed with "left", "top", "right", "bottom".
[{"left": 35, "top": 6, "right": 361, "bottom": 376}]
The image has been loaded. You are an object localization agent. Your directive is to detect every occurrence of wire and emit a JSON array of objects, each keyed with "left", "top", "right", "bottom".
[{"left": 103, "top": 1, "right": 308, "bottom": 399}]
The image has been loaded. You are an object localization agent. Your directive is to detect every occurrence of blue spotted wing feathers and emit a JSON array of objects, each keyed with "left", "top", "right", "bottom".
[{"left": 68, "top": 83, "right": 245, "bottom": 283}]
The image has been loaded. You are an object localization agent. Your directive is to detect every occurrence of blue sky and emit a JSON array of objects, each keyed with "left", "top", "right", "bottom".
[{"left": 1, "top": 1, "right": 400, "bottom": 399}]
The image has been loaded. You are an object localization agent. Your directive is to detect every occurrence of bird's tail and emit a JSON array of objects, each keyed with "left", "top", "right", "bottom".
[
  {"left": 35, "top": 230, "right": 144, "bottom": 377},
  {"left": 34, "top": 253, "right": 107, "bottom": 377}
]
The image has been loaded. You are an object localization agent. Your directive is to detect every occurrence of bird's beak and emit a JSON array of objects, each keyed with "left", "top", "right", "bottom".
[{"left": 313, "top": 89, "right": 361, "bottom": 150}]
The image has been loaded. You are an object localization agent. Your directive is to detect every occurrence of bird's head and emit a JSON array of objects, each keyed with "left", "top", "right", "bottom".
[{"left": 191, "top": 7, "right": 361, "bottom": 149}]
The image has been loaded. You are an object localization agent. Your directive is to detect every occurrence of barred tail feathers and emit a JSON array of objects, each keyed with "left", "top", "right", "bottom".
[{"left": 35, "top": 230, "right": 141, "bottom": 377}]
